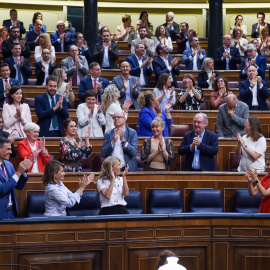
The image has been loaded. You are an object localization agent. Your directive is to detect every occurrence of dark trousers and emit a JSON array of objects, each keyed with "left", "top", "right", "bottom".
[{"left": 99, "top": 205, "right": 129, "bottom": 215}]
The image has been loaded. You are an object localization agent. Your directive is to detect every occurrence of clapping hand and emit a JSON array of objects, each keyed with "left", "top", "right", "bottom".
[
  {"left": 236, "top": 132, "right": 244, "bottom": 147},
  {"left": 96, "top": 81, "right": 102, "bottom": 92},
  {"left": 85, "top": 126, "right": 91, "bottom": 138},
  {"left": 110, "top": 166, "right": 115, "bottom": 181},
  {"left": 51, "top": 57, "right": 56, "bottom": 66},
  {"left": 38, "top": 137, "right": 45, "bottom": 153},
  {"left": 165, "top": 101, "right": 173, "bottom": 112},
  {"left": 257, "top": 76, "right": 262, "bottom": 87},
  {"left": 133, "top": 81, "right": 139, "bottom": 91},
  {"left": 245, "top": 167, "right": 258, "bottom": 182},
  {"left": 123, "top": 164, "right": 129, "bottom": 177},
  {"left": 75, "top": 132, "right": 82, "bottom": 146},
  {"left": 123, "top": 100, "right": 131, "bottom": 113},
  {"left": 97, "top": 102, "right": 103, "bottom": 112},
  {"left": 79, "top": 174, "right": 94, "bottom": 188},
  {"left": 8, "top": 133, "right": 15, "bottom": 143},
  {"left": 163, "top": 85, "right": 168, "bottom": 95}
]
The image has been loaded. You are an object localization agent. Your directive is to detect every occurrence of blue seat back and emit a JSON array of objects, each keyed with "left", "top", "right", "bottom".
[
  {"left": 234, "top": 190, "right": 261, "bottom": 213},
  {"left": 125, "top": 190, "right": 143, "bottom": 214},
  {"left": 149, "top": 189, "right": 183, "bottom": 214},
  {"left": 25, "top": 194, "right": 45, "bottom": 217},
  {"left": 67, "top": 190, "right": 100, "bottom": 216},
  {"left": 189, "top": 189, "right": 223, "bottom": 212}
]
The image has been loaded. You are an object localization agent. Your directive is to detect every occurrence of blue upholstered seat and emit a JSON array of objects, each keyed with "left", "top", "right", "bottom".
[
  {"left": 25, "top": 194, "right": 45, "bottom": 217},
  {"left": 234, "top": 190, "right": 261, "bottom": 213},
  {"left": 189, "top": 189, "right": 223, "bottom": 213},
  {"left": 125, "top": 190, "right": 143, "bottom": 214},
  {"left": 148, "top": 189, "right": 183, "bottom": 214}
]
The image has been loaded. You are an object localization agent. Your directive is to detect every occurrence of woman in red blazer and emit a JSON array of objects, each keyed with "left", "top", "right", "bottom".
[{"left": 17, "top": 122, "right": 51, "bottom": 173}]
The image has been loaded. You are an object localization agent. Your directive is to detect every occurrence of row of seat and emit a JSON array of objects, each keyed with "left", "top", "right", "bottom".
[{"left": 25, "top": 189, "right": 261, "bottom": 217}]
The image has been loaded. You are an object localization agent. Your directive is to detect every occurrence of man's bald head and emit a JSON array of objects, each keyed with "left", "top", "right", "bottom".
[{"left": 226, "top": 94, "right": 237, "bottom": 110}]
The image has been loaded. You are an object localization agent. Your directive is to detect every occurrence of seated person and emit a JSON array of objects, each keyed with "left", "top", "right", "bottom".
[
  {"left": 236, "top": 116, "right": 266, "bottom": 172},
  {"left": 231, "top": 27, "right": 248, "bottom": 56},
  {"left": 34, "top": 33, "right": 55, "bottom": 62},
  {"left": 43, "top": 160, "right": 94, "bottom": 217},
  {"left": 177, "top": 74, "right": 204, "bottom": 110},
  {"left": 29, "top": 12, "right": 47, "bottom": 33},
  {"left": 153, "top": 73, "right": 176, "bottom": 110},
  {"left": 97, "top": 156, "right": 129, "bottom": 215},
  {"left": 137, "top": 91, "right": 173, "bottom": 137},
  {"left": 25, "top": 18, "right": 43, "bottom": 51},
  {"left": 0, "top": 26, "right": 10, "bottom": 50},
  {"left": 258, "top": 26, "right": 270, "bottom": 55},
  {"left": 154, "top": 25, "right": 173, "bottom": 52},
  {"left": 17, "top": 123, "right": 51, "bottom": 173},
  {"left": 76, "top": 90, "right": 106, "bottom": 138},
  {"left": 59, "top": 118, "right": 92, "bottom": 172},
  {"left": 116, "top": 14, "right": 134, "bottom": 41},
  {"left": 198, "top": 58, "right": 219, "bottom": 89},
  {"left": 141, "top": 118, "right": 174, "bottom": 171}
]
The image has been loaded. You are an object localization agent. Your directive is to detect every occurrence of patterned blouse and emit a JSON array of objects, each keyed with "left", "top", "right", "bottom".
[
  {"left": 59, "top": 137, "right": 92, "bottom": 172},
  {"left": 177, "top": 87, "right": 204, "bottom": 110}
]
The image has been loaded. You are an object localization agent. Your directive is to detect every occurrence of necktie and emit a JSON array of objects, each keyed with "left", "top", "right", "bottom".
[
  {"left": 93, "top": 79, "right": 97, "bottom": 90},
  {"left": 1, "top": 163, "right": 6, "bottom": 179},
  {"left": 17, "top": 58, "right": 22, "bottom": 84},
  {"left": 51, "top": 96, "right": 58, "bottom": 129},
  {"left": 72, "top": 59, "right": 77, "bottom": 86},
  {"left": 5, "top": 79, "right": 8, "bottom": 103}
]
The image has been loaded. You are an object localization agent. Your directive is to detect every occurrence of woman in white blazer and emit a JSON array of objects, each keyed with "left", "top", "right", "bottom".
[{"left": 76, "top": 90, "right": 106, "bottom": 138}]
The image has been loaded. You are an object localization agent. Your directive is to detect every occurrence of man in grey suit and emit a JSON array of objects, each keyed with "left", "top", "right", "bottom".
[
  {"left": 61, "top": 45, "right": 89, "bottom": 86},
  {"left": 112, "top": 61, "right": 141, "bottom": 109},
  {"left": 216, "top": 94, "right": 249, "bottom": 138},
  {"left": 130, "top": 26, "right": 155, "bottom": 58}
]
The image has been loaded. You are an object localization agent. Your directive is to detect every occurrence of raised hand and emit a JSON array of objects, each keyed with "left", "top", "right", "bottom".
[
  {"left": 245, "top": 167, "right": 258, "bottom": 182},
  {"left": 51, "top": 57, "right": 56, "bottom": 66},
  {"left": 117, "top": 128, "right": 125, "bottom": 141},
  {"left": 38, "top": 137, "right": 45, "bottom": 152},
  {"left": 112, "top": 129, "right": 118, "bottom": 143},
  {"left": 123, "top": 79, "right": 128, "bottom": 90},
  {"left": 165, "top": 101, "right": 173, "bottom": 112},
  {"left": 20, "top": 56, "right": 24, "bottom": 65},
  {"left": 97, "top": 102, "right": 103, "bottom": 112},
  {"left": 96, "top": 81, "right": 102, "bottom": 92},
  {"left": 123, "top": 164, "right": 129, "bottom": 177},
  {"left": 133, "top": 81, "right": 139, "bottom": 91},
  {"left": 17, "top": 158, "right": 33, "bottom": 175},
  {"left": 123, "top": 100, "right": 131, "bottom": 113},
  {"left": 8, "top": 133, "right": 15, "bottom": 143},
  {"left": 75, "top": 132, "right": 82, "bottom": 146},
  {"left": 110, "top": 166, "right": 115, "bottom": 181},
  {"left": 163, "top": 85, "right": 168, "bottom": 95},
  {"left": 85, "top": 126, "right": 91, "bottom": 138}
]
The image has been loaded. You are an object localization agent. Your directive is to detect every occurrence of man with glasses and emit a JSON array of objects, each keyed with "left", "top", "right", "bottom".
[
  {"left": 178, "top": 113, "right": 218, "bottom": 171},
  {"left": 2, "top": 26, "right": 31, "bottom": 59},
  {"left": 101, "top": 111, "right": 138, "bottom": 172}
]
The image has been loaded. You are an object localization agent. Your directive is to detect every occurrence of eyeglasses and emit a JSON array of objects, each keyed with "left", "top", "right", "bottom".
[
  {"left": 113, "top": 116, "right": 124, "bottom": 120},
  {"left": 11, "top": 31, "right": 20, "bottom": 33}
]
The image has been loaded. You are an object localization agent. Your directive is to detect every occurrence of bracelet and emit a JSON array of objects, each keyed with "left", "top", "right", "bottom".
[{"left": 255, "top": 179, "right": 259, "bottom": 184}]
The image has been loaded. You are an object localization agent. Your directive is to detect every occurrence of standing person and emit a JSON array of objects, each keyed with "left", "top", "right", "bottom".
[
  {"left": 25, "top": 18, "right": 43, "bottom": 51},
  {"left": 34, "top": 33, "right": 55, "bottom": 62},
  {"left": 116, "top": 14, "right": 135, "bottom": 41},
  {"left": 0, "top": 26, "right": 9, "bottom": 50},
  {"left": 0, "top": 137, "right": 32, "bottom": 219},
  {"left": 245, "top": 156, "right": 270, "bottom": 213},
  {"left": 230, "top": 15, "right": 247, "bottom": 38},
  {"left": 59, "top": 118, "right": 92, "bottom": 172},
  {"left": 29, "top": 12, "right": 47, "bottom": 33},
  {"left": 43, "top": 160, "right": 94, "bottom": 217},
  {"left": 236, "top": 116, "right": 266, "bottom": 172},
  {"left": 35, "top": 76, "right": 69, "bottom": 137},
  {"left": 74, "top": 32, "right": 92, "bottom": 65},
  {"left": 97, "top": 156, "right": 129, "bottom": 215},
  {"left": 76, "top": 90, "right": 106, "bottom": 138},
  {"left": 198, "top": 58, "right": 219, "bottom": 89},
  {"left": 162, "top": 11, "right": 180, "bottom": 41},
  {"left": 141, "top": 118, "right": 174, "bottom": 171},
  {"left": 258, "top": 26, "right": 270, "bottom": 55},
  {"left": 178, "top": 113, "right": 218, "bottom": 171},
  {"left": 139, "top": 11, "right": 153, "bottom": 36},
  {"left": 251, "top": 12, "right": 270, "bottom": 38},
  {"left": 231, "top": 27, "right": 248, "bottom": 56},
  {"left": 154, "top": 25, "right": 173, "bottom": 52}
]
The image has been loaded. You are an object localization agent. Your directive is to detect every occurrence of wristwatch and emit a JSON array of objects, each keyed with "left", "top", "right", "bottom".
[
  {"left": 255, "top": 179, "right": 259, "bottom": 184},
  {"left": 121, "top": 139, "right": 127, "bottom": 145},
  {"left": 243, "top": 145, "right": 247, "bottom": 149}
]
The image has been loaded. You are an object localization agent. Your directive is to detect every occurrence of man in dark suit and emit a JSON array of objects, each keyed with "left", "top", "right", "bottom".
[
  {"left": 35, "top": 76, "right": 69, "bottom": 137},
  {"left": 251, "top": 12, "right": 270, "bottom": 38},
  {"left": 93, "top": 30, "right": 119, "bottom": 69},
  {"left": 239, "top": 66, "right": 269, "bottom": 111},
  {"left": 1, "top": 26, "right": 31, "bottom": 59},
  {"left": 240, "top": 44, "right": 266, "bottom": 80},
  {"left": 0, "top": 63, "right": 19, "bottom": 108},
  {"left": 0, "top": 137, "right": 32, "bottom": 219},
  {"left": 74, "top": 32, "right": 93, "bottom": 65},
  {"left": 101, "top": 111, "right": 138, "bottom": 172},
  {"left": 152, "top": 44, "right": 180, "bottom": 87},
  {"left": 35, "top": 48, "right": 58, "bottom": 86},
  {"left": 214, "top": 35, "right": 241, "bottom": 70},
  {"left": 126, "top": 42, "right": 152, "bottom": 88},
  {"left": 2, "top": 9, "right": 26, "bottom": 38},
  {"left": 50, "top": 21, "right": 75, "bottom": 52},
  {"left": 4, "top": 43, "right": 32, "bottom": 85},
  {"left": 78, "top": 62, "right": 109, "bottom": 103},
  {"left": 178, "top": 113, "right": 218, "bottom": 171},
  {"left": 112, "top": 61, "right": 141, "bottom": 109},
  {"left": 162, "top": 11, "right": 180, "bottom": 41}
]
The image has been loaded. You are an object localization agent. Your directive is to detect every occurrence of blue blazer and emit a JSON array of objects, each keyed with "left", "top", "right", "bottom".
[
  {"left": 182, "top": 48, "right": 206, "bottom": 70},
  {"left": 178, "top": 129, "right": 218, "bottom": 171},
  {"left": 126, "top": 54, "right": 153, "bottom": 87},
  {"left": 101, "top": 127, "right": 138, "bottom": 172},
  {"left": 239, "top": 79, "right": 269, "bottom": 110},
  {"left": 152, "top": 56, "right": 180, "bottom": 88},
  {"left": 0, "top": 78, "right": 19, "bottom": 108},
  {"left": 35, "top": 93, "right": 69, "bottom": 136},
  {"left": 0, "top": 160, "right": 28, "bottom": 219},
  {"left": 137, "top": 106, "right": 172, "bottom": 137},
  {"left": 35, "top": 61, "right": 58, "bottom": 85},
  {"left": 78, "top": 46, "right": 93, "bottom": 65},
  {"left": 4, "top": 57, "right": 32, "bottom": 85},
  {"left": 50, "top": 31, "right": 75, "bottom": 52},
  {"left": 112, "top": 75, "right": 141, "bottom": 109},
  {"left": 78, "top": 76, "right": 109, "bottom": 103},
  {"left": 240, "top": 55, "right": 267, "bottom": 80},
  {"left": 214, "top": 47, "right": 241, "bottom": 70}
]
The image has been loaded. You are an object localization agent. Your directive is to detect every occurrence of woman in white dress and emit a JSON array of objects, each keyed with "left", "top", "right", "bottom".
[
  {"left": 154, "top": 25, "right": 173, "bottom": 52},
  {"left": 34, "top": 33, "right": 55, "bottom": 62}
]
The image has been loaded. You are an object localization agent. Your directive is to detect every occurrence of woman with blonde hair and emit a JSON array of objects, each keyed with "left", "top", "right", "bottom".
[
  {"left": 101, "top": 84, "right": 129, "bottom": 132},
  {"left": 0, "top": 26, "right": 9, "bottom": 50},
  {"left": 97, "top": 156, "right": 129, "bottom": 215},
  {"left": 116, "top": 14, "right": 135, "bottom": 41},
  {"left": 258, "top": 26, "right": 270, "bottom": 55},
  {"left": 34, "top": 33, "right": 55, "bottom": 62}
]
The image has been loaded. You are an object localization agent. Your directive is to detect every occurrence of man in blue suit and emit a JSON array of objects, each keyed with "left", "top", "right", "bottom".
[
  {"left": 50, "top": 21, "right": 75, "bottom": 52},
  {"left": 35, "top": 76, "right": 69, "bottom": 137},
  {"left": 74, "top": 32, "right": 93, "bottom": 65},
  {"left": 0, "top": 137, "right": 32, "bottom": 219},
  {"left": 112, "top": 61, "right": 141, "bottom": 109},
  {"left": 239, "top": 66, "right": 269, "bottom": 111},
  {"left": 78, "top": 62, "right": 109, "bottom": 103},
  {"left": 182, "top": 37, "right": 206, "bottom": 70},
  {"left": 178, "top": 113, "right": 218, "bottom": 171},
  {"left": 4, "top": 43, "right": 32, "bottom": 85},
  {"left": 0, "top": 63, "right": 19, "bottom": 108},
  {"left": 126, "top": 42, "right": 152, "bottom": 88},
  {"left": 240, "top": 44, "right": 266, "bottom": 80},
  {"left": 101, "top": 111, "right": 138, "bottom": 172},
  {"left": 214, "top": 35, "right": 241, "bottom": 70}
]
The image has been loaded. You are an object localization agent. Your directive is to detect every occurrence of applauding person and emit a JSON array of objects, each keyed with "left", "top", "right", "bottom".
[
  {"left": 17, "top": 123, "right": 50, "bottom": 173},
  {"left": 59, "top": 118, "right": 92, "bottom": 172},
  {"left": 35, "top": 33, "right": 55, "bottom": 62},
  {"left": 198, "top": 58, "right": 219, "bottom": 89},
  {"left": 97, "top": 156, "right": 129, "bottom": 215}
]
